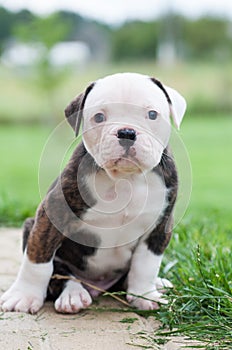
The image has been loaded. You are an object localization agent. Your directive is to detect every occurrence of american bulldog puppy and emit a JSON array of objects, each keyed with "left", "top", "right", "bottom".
[{"left": 0, "top": 73, "right": 186, "bottom": 314}]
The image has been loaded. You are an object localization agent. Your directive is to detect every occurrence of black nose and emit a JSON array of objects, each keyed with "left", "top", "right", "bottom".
[
  {"left": 117, "top": 128, "right": 136, "bottom": 141},
  {"left": 117, "top": 128, "right": 137, "bottom": 149}
]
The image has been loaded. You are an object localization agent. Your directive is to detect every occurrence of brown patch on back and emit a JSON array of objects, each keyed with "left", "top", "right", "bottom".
[
  {"left": 25, "top": 142, "right": 99, "bottom": 264},
  {"left": 26, "top": 204, "right": 63, "bottom": 263}
]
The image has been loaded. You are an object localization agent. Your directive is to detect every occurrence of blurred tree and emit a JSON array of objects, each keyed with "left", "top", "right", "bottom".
[
  {"left": 14, "top": 9, "right": 35, "bottom": 25},
  {"left": 0, "top": 7, "right": 14, "bottom": 54},
  {"left": 57, "top": 11, "right": 86, "bottom": 40},
  {"left": 43, "top": 11, "right": 111, "bottom": 60},
  {"left": 1, "top": 6, "right": 231, "bottom": 66},
  {"left": 111, "top": 16, "right": 232, "bottom": 62},
  {"left": 12, "top": 13, "right": 72, "bottom": 122},
  {"left": 0, "top": 7, "right": 35, "bottom": 54},
  {"left": 182, "top": 17, "right": 232, "bottom": 61},
  {"left": 111, "top": 21, "right": 159, "bottom": 61},
  {"left": 0, "top": 7, "right": 112, "bottom": 122},
  {"left": 14, "top": 12, "right": 71, "bottom": 49}
]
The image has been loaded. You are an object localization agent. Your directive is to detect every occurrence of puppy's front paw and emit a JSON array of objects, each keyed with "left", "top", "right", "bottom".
[
  {"left": 0, "top": 282, "right": 44, "bottom": 314},
  {"left": 55, "top": 280, "right": 92, "bottom": 314},
  {"left": 126, "top": 289, "right": 168, "bottom": 310},
  {"left": 155, "top": 277, "right": 173, "bottom": 292}
]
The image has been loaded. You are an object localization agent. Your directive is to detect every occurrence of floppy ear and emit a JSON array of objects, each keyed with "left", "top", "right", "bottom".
[
  {"left": 64, "top": 82, "right": 95, "bottom": 137},
  {"left": 150, "top": 78, "right": 186, "bottom": 129},
  {"left": 163, "top": 85, "right": 187, "bottom": 129}
]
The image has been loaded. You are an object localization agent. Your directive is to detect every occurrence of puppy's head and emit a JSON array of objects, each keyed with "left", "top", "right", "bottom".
[{"left": 65, "top": 73, "right": 186, "bottom": 179}]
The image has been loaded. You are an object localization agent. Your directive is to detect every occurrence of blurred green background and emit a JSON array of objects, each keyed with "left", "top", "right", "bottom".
[{"left": 0, "top": 6, "right": 231, "bottom": 227}]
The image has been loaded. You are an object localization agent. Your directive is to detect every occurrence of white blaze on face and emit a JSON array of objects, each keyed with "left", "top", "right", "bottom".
[{"left": 82, "top": 73, "right": 172, "bottom": 175}]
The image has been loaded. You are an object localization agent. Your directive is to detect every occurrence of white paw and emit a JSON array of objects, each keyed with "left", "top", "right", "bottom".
[
  {"left": 0, "top": 283, "right": 44, "bottom": 314},
  {"left": 155, "top": 277, "right": 173, "bottom": 292},
  {"left": 54, "top": 280, "right": 92, "bottom": 314},
  {"left": 127, "top": 290, "right": 168, "bottom": 310}
]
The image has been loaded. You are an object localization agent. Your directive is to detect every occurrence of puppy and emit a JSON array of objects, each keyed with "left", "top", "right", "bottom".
[{"left": 0, "top": 73, "right": 186, "bottom": 314}]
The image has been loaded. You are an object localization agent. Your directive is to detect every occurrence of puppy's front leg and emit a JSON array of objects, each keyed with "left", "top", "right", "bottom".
[
  {"left": 0, "top": 254, "right": 53, "bottom": 314},
  {"left": 0, "top": 206, "right": 63, "bottom": 314},
  {"left": 126, "top": 242, "right": 171, "bottom": 310}
]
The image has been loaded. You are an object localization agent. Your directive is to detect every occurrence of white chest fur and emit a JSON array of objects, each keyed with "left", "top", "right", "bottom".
[{"left": 79, "top": 169, "right": 168, "bottom": 248}]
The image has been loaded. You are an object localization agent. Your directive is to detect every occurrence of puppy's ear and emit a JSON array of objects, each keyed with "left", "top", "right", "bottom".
[
  {"left": 163, "top": 85, "right": 187, "bottom": 129},
  {"left": 150, "top": 78, "right": 186, "bottom": 129},
  {"left": 65, "top": 82, "right": 95, "bottom": 137}
]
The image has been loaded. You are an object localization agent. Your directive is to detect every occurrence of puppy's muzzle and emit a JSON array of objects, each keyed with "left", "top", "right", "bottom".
[{"left": 117, "top": 128, "right": 137, "bottom": 149}]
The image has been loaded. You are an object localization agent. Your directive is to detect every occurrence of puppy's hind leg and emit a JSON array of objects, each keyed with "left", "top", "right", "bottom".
[{"left": 22, "top": 217, "right": 35, "bottom": 252}]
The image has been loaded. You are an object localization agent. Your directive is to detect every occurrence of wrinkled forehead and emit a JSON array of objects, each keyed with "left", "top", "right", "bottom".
[{"left": 84, "top": 73, "right": 169, "bottom": 114}]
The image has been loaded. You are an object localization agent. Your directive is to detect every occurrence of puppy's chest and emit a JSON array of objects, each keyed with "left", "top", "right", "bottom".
[{"left": 79, "top": 170, "right": 168, "bottom": 246}]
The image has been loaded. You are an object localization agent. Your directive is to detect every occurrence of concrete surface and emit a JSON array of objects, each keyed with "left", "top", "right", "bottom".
[{"left": 0, "top": 228, "right": 201, "bottom": 350}]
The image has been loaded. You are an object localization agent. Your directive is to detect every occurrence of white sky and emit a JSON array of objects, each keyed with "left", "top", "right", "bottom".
[{"left": 1, "top": 0, "right": 232, "bottom": 24}]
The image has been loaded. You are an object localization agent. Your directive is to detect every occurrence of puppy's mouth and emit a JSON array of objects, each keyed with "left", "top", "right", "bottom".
[
  {"left": 123, "top": 146, "right": 137, "bottom": 158},
  {"left": 102, "top": 148, "right": 141, "bottom": 174}
]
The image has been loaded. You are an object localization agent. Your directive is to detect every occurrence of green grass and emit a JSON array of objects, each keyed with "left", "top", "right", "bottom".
[
  {"left": 181, "top": 115, "right": 232, "bottom": 224},
  {"left": 0, "top": 125, "right": 50, "bottom": 225},
  {"left": 158, "top": 220, "right": 232, "bottom": 349}
]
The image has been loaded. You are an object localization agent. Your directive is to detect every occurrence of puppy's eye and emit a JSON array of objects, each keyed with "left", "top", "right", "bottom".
[
  {"left": 148, "top": 110, "right": 158, "bottom": 120},
  {"left": 94, "top": 113, "right": 106, "bottom": 123}
]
